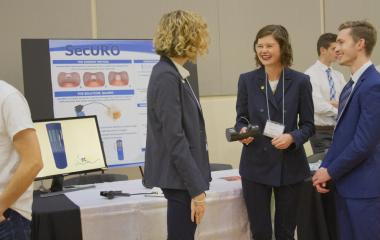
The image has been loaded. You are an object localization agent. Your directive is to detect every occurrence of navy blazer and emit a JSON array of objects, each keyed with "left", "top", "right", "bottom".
[
  {"left": 235, "top": 67, "right": 315, "bottom": 186},
  {"left": 144, "top": 56, "right": 211, "bottom": 197},
  {"left": 321, "top": 65, "right": 380, "bottom": 198}
]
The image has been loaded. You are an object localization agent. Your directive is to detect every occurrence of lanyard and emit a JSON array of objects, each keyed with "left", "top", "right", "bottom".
[
  {"left": 265, "top": 70, "right": 285, "bottom": 125},
  {"left": 185, "top": 78, "right": 202, "bottom": 110}
]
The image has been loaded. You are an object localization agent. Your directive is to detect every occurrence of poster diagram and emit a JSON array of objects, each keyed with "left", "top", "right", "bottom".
[{"left": 49, "top": 40, "right": 159, "bottom": 167}]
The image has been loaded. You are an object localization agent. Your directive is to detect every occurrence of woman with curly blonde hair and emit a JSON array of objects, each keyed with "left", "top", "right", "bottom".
[{"left": 144, "top": 10, "right": 210, "bottom": 240}]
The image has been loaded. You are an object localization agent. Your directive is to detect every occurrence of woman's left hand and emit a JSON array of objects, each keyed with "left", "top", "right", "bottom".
[
  {"left": 191, "top": 193, "right": 206, "bottom": 224},
  {"left": 271, "top": 133, "right": 294, "bottom": 149}
]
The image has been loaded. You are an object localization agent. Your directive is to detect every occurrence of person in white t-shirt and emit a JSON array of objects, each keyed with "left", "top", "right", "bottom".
[
  {"left": 305, "top": 33, "right": 346, "bottom": 154},
  {"left": 0, "top": 80, "right": 43, "bottom": 240}
]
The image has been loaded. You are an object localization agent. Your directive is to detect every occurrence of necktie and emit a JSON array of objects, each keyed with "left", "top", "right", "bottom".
[
  {"left": 326, "top": 68, "right": 336, "bottom": 100},
  {"left": 337, "top": 79, "right": 354, "bottom": 120}
]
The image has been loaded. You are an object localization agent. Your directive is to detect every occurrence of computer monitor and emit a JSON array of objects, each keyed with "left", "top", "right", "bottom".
[{"left": 34, "top": 116, "right": 106, "bottom": 180}]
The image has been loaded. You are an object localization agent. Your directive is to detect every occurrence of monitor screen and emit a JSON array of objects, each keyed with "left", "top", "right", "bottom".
[{"left": 34, "top": 116, "right": 106, "bottom": 179}]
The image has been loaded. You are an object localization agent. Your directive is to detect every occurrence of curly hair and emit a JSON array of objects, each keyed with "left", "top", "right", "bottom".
[
  {"left": 338, "top": 20, "right": 377, "bottom": 56},
  {"left": 253, "top": 25, "right": 293, "bottom": 67},
  {"left": 153, "top": 10, "right": 209, "bottom": 61}
]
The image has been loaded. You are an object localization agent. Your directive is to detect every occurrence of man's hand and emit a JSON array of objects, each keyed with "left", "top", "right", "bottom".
[
  {"left": 315, "top": 183, "right": 330, "bottom": 193},
  {"left": 312, "top": 168, "right": 332, "bottom": 194},
  {"left": 271, "top": 133, "right": 294, "bottom": 149},
  {"left": 239, "top": 127, "right": 254, "bottom": 145},
  {"left": 191, "top": 192, "right": 206, "bottom": 224}
]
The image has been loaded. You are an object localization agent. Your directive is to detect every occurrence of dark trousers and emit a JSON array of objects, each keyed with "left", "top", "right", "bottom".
[
  {"left": 335, "top": 191, "right": 380, "bottom": 240},
  {"left": 162, "top": 189, "right": 197, "bottom": 240},
  {"left": 309, "top": 128, "right": 333, "bottom": 154},
  {"left": 0, "top": 208, "right": 31, "bottom": 240},
  {"left": 242, "top": 178, "right": 302, "bottom": 240}
]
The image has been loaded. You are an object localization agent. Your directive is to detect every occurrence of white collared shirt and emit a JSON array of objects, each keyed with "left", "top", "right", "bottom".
[
  {"left": 350, "top": 60, "right": 372, "bottom": 89},
  {"left": 269, "top": 79, "right": 279, "bottom": 92},
  {"left": 305, "top": 60, "right": 346, "bottom": 126},
  {"left": 170, "top": 59, "right": 190, "bottom": 80}
]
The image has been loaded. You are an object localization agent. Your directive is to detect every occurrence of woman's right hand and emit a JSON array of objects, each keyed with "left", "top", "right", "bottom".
[
  {"left": 238, "top": 127, "right": 254, "bottom": 145},
  {"left": 191, "top": 192, "right": 206, "bottom": 224}
]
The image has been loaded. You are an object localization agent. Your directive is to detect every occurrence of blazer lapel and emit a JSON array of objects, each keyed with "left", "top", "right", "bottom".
[
  {"left": 283, "top": 68, "right": 294, "bottom": 94},
  {"left": 267, "top": 85, "right": 279, "bottom": 110},
  {"left": 162, "top": 56, "right": 205, "bottom": 120},
  {"left": 274, "top": 68, "right": 293, "bottom": 104},
  {"left": 334, "top": 66, "right": 372, "bottom": 129},
  {"left": 256, "top": 72, "right": 266, "bottom": 96},
  {"left": 257, "top": 68, "right": 279, "bottom": 110}
]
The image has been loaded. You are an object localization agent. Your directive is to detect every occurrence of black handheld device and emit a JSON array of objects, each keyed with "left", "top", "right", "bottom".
[{"left": 225, "top": 125, "right": 260, "bottom": 142}]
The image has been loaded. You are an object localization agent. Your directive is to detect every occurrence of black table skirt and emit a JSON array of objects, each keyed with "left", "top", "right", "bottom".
[
  {"left": 31, "top": 191, "right": 82, "bottom": 240},
  {"left": 297, "top": 181, "right": 337, "bottom": 240}
]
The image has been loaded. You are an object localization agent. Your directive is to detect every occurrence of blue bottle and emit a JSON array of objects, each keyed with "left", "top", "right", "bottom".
[
  {"left": 46, "top": 123, "right": 68, "bottom": 169},
  {"left": 116, "top": 139, "right": 124, "bottom": 160}
]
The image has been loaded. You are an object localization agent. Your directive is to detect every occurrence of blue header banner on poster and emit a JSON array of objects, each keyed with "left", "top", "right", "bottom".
[
  {"left": 52, "top": 60, "right": 133, "bottom": 64},
  {"left": 49, "top": 40, "right": 155, "bottom": 54}
]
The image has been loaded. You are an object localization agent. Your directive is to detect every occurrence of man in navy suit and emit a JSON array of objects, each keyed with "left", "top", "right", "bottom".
[{"left": 312, "top": 20, "right": 380, "bottom": 240}]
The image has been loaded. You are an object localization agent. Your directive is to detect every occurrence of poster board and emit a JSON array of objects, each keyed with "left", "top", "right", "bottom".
[{"left": 22, "top": 39, "right": 199, "bottom": 168}]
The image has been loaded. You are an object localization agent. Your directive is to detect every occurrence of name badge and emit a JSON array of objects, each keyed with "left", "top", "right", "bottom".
[{"left": 263, "top": 120, "right": 285, "bottom": 138}]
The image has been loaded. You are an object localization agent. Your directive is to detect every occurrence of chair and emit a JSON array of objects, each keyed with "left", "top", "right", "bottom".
[
  {"left": 63, "top": 173, "right": 128, "bottom": 186},
  {"left": 307, "top": 152, "right": 325, "bottom": 164},
  {"left": 210, "top": 163, "right": 233, "bottom": 172}
]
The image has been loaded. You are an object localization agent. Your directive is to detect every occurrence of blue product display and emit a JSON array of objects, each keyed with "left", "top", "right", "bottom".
[
  {"left": 46, "top": 123, "right": 68, "bottom": 169},
  {"left": 116, "top": 139, "right": 124, "bottom": 160}
]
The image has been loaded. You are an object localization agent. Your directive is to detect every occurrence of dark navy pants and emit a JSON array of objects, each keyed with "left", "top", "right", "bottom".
[
  {"left": 0, "top": 208, "right": 31, "bottom": 240},
  {"left": 162, "top": 189, "right": 197, "bottom": 240},
  {"left": 335, "top": 191, "right": 380, "bottom": 240},
  {"left": 242, "top": 178, "right": 302, "bottom": 240}
]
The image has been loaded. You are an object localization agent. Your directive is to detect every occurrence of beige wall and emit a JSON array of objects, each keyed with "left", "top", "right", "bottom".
[
  {"left": 325, "top": 0, "right": 380, "bottom": 77},
  {"left": 6, "top": 0, "right": 380, "bottom": 95},
  {"left": 0, "top": 0, "right": 375, "bottom": 179},
  {"left": 0, "top": 0, "right": 93, "bottom": 91}
]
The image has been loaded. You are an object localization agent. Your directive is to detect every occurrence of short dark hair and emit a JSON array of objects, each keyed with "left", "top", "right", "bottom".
[
  {"left": 338, "top": 20, "right": 377, "bottom": 56},
  {"left": 253, "top": 25, "right": 293, "bottom": 67},
  {"left": 317, "top": 33, "right": 337, "bottom": 56}
]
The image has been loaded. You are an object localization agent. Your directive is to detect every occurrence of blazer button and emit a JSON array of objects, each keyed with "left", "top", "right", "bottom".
[
  {"left": 263, "top": 147, "right": 267, "bottom": 151},
  {"left": 259, "top": 108, "right": 264, "bottom": 113}
]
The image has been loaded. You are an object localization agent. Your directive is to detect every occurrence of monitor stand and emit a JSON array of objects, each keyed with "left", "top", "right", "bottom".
[
  {"left": 51, "top": 175, "right": 64, "bottom": 192},
  {"left": 40, "top": 175, "right": 95, "bottom": 198}
]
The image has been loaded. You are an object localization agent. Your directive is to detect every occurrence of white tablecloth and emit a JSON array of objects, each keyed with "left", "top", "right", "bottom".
[{"left": 65, "top": 169, "right": 251, "bottom": 240}]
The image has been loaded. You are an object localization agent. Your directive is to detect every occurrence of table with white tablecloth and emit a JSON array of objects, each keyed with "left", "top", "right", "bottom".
[
  {"left": 32, "top": 169, "right": 336, "bottom": 240},
  {"left": 64, "top": 169, "right": 250, "bottom": 240}
]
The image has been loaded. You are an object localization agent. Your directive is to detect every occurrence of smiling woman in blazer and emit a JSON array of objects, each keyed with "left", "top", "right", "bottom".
[
  {"left": 235, "top": 25, "right": 315, "bottom": 240},
  {"left": 144, "top": 10, "right": 211, "bottom": 240}
]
